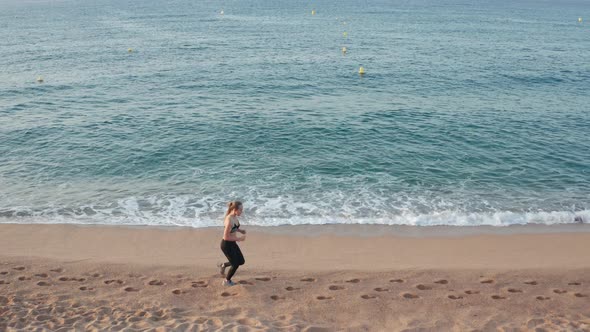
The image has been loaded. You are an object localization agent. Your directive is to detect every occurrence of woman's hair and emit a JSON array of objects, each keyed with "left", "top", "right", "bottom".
[{"left": 225, "top": 201, "right": 243, "bottom": 216}]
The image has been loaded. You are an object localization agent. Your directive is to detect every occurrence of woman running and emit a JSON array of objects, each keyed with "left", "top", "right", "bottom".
[{"left": 218, "top": 201, "right": 246, "bottom": 286}]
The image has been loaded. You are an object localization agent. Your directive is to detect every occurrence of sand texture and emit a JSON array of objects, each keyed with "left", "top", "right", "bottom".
[{"left": 0, "top": 224, "right": 589, "bottom": 331}]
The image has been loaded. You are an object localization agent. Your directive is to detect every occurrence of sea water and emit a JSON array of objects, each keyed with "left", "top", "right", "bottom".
[{"left": 1, "top": 0, "right": 589, "bottom": 227}]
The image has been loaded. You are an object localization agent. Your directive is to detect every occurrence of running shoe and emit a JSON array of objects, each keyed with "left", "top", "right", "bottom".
[
  {"left": 222, "top": 280, "right": 236, "bottom": 286},
  {"left": 217, "top": 262, "right": 226, "bottom": 276}
]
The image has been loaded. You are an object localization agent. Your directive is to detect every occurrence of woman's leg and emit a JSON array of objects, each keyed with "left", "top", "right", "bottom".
[
  {"left": 217, "top": 261, "right": 231, "bottom": 276},
  {"left": 220, "top": 240, "right": 234, "bottom": 277},
  {"left": 226, "top": 264, "right": 239, "bottom": 281},
  {"left": 225, "top": 242, "right": 245, "bottom": 281}
]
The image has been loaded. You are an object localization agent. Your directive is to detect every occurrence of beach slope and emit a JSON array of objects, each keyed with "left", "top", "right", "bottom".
[{"left": 0, "top": 224, "right": 589, "bottom": 331}]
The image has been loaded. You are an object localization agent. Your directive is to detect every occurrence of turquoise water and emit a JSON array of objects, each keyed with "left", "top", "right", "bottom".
[{"left": 1, "top": 0, "right": 589, "bottom": 227}]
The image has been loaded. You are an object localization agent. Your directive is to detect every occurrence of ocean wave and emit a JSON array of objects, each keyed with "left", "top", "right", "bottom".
[{"left": 0, "top": 196, "right": 587, "bottom": 228}]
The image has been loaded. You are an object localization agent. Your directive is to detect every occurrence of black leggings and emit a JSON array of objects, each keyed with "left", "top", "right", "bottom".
[{"left": 220, "top": 239, "right": 245, "bottom": 281}]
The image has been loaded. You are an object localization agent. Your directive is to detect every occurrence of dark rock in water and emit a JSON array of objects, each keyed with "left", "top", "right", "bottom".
[{"left": 574, "top": 216, "right": 584, "bottom": 223}]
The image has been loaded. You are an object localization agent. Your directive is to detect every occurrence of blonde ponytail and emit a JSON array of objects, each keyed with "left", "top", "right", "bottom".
[{"left": 225, "top": 201, "right": 243, "bottom": 216}]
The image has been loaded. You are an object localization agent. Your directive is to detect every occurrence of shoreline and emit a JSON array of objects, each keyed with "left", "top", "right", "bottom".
[
  {"left": 1, "top": 220, "right": 589, "bottom": 237},
  {"left": 246, "top": 222, "right": 590, "bottom": 237}
]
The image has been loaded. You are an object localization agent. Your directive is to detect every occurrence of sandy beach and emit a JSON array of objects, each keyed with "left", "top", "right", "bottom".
[{"left": 1, "top": 223, "right": 589, "bottom": 331}]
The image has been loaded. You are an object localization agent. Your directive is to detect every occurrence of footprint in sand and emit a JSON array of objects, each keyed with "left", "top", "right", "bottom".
[
  {"left": 91, "top": 273, "right": 101, "bottom": 278},
  {"left": 524, "top": 281, "right": 538, "bottom": 285},
  {"left": 574, "top": 293, "right": 587, "bottom": 298},
  {"left": 221, "top": 292, "right": 237, "bottom": 297},
  {"left": 237, "top": 318, "right": 261, "bottom": 326},
  {"left": 238, "top": 280, "right": 253, "bottom": 285},
  {"left": 568, "top": 282, "right": 581, "bottom": 286},
  {"left": 465, "top": 290, "right": 480, "bottom": 295},
  {"left": 480, "top": 279, "right": 494, "bottom": 284},
  {"left": 527, "top": 318, "right": 545, "bottom": 328},
  {"left": 435, "top": 280, "right": 448, "bottom": 285},
  {"left": 191, "top": 281, "right": 208, "bottom": 288},
  {"left": 390, "top": 279, "right": 404, "bottom": 283},
  {"left": 300, "top": 278, "right": 316, "bottom": 282},
  {"left": 491, "top": 295, "right": 506, "bottom": 300},
  {"left": 61, "top": 277, "right": 79, "bottom": 281},
  {"left": 193, "top": 317, "right": 208, "bottom": 324},
  {"left": 0, "top": 280, "right": 10, "bottom": 285},
  {"left": 0, "top": 271, "right": 7, "bottom": 275},
  {"left": 346, "top": 279, "right": 361, "bottom": 283},
  {"left": 148, "top": 280, "right": 165, "bottom": 286},
  {"left": 13, "top": 266, "right": 25, "bottom": 271},
  {"left": 49, "top": 268, "right": 63, "bottom": 273},
  {"left": 316, "top": 296, "right": 333, "bottom": 300},
  {"left": 416, "top": 284, "right": 432, "bottom": 290},
  {"left": 374, "top": 287, "right": 389, "bottom": 292},
  {"left": 124, "top": 287, "right": 139, "bottom": 292},
  {"left": 105, "top": 279, "right": 124, "bottom": 285},
  {"left": 37, "top": 281, "right": 50, "bottom": 286},
  {"left": 172, "top": 289, "right": 188, "bottom": 295},
  {"left": 361, "top": 294, "right": 377, "bottom": 299},
  {"left": 536, "top": 296, "right": 550, "bottom": 301},
  {"left": 448, "top": 295, "right": 463, "bottom": 300},
  {"left": 79, "top": 286, "right": 95, "bottom": 291},
  {"left": 35, "top": 314, "right": 52, "bottom": 322},
  {"left": 270, "top": 295, "right": 285, "bottom": 301},
  {"left": 507, "top": 288, "right": 523, "bottom": 293},
  {"left": 255, "top": 277, "right": 271, "bottom": 282},
  {"left": 18, "top": 276, "right": 31, "bottom": 281},
  {"left": 285, "top": 286, "right": 300, "bottom": 291},
  {"left": 34, "top": 273, "right": 48, "bottom": 278},
  {"left": 553, "top": 289, "right": 567, "bottom": 294},
  {"left": 329, "top": 285, "right": 345, "bottom": 291},
  {"left": 403, "top": 293, "right": 419, "bottom": 299}
]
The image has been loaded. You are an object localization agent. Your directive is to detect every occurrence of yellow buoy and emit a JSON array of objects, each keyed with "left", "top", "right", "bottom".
[
  {"left": 343, "top": 32, "right": 348, "bottom": 37},
  {"left": 341, "top": 46, "right": 347, "bottom": 54},
  {"left": 36, "top": 76, "right": 44, "bottom": 83},
  {"left": 358, "top": 66, "right": 365, "bottom": 75},
  {"left": 311, "top": 9, "right": 316, "bottom": 15},
  {"left": 579, "top": 17, "right": 583, "bottom": 23},
  {"left": 128, "top": 48, "right": 133, "bottom": 53}
]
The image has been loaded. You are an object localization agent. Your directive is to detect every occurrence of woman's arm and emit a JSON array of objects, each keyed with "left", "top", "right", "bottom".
[{"left": 223, "top": 216, "right": 244, "bottom": 241}]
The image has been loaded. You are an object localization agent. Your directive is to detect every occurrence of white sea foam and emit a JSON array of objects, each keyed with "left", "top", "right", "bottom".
[{"left": 1, "top": 194, "right": 587, "bottom": 228}]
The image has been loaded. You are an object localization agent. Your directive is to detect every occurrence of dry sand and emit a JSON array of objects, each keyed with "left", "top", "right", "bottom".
[{"left": 0, "top": 223, "right": 589, "bottom": 331}]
